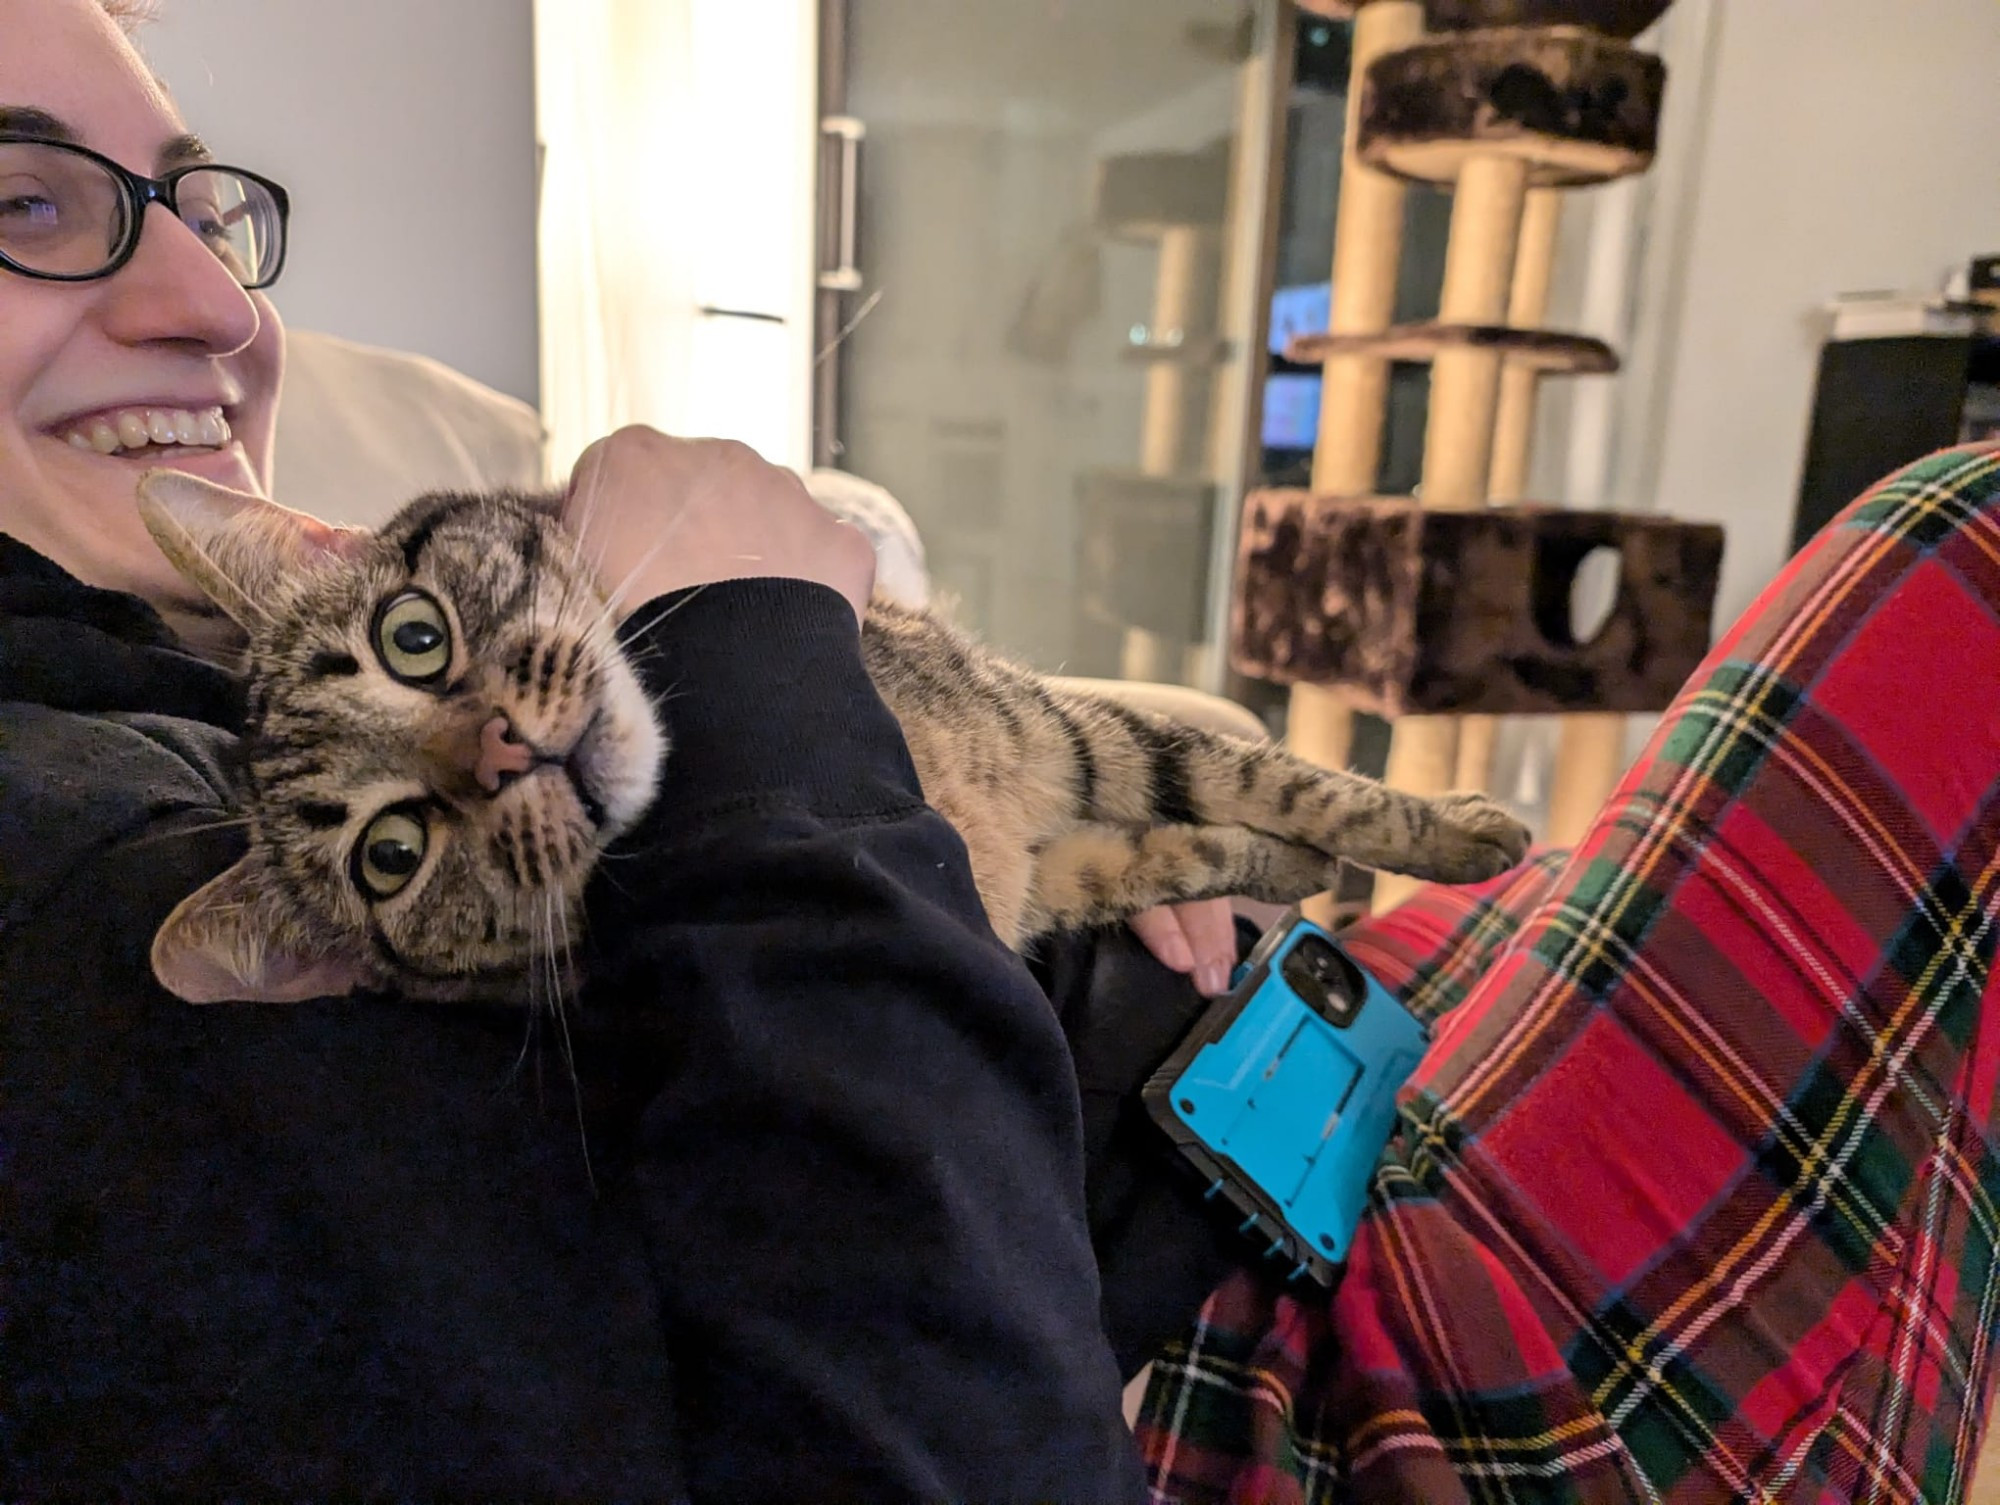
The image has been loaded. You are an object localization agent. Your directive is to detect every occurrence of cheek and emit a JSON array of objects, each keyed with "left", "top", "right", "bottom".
[
  {"left": 236, "top": 294, "right": 284, "bottom": 487},
  {"left": 379, "top": 840, "right": 512, "bottom": 964}
]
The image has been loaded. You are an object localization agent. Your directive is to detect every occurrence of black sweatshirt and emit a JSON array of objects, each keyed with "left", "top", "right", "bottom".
[{"left": 0, "top": 536, "right": 1174, "bottom": 1500}]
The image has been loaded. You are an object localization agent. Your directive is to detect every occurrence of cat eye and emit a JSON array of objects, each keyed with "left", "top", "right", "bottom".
[
  {"left": 354, "top": 806, "right": 430, "bottom": 900},
  {"left": 375, "top": 591, "right": 452, "bottom": 685}
]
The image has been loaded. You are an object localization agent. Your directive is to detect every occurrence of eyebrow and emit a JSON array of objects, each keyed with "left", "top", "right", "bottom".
[
  {"left": 0, "top": 106, "right": 213, "bottom": 170},
  {"left": 0, "top": 106, "right": 79, "bottom": 143},
  {"left": 158, "top": 133, "right": 212, "bottom": 169}
]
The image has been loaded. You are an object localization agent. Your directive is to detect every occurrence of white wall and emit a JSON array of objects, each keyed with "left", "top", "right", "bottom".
[
  {"left": 137, "top": 0, "right": 540, "bottom": 406},
  {"left": 1644, "top": 0, "right": 2000, "bottom": 626}
]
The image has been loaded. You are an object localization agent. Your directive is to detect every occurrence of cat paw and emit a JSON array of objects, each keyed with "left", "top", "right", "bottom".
[{"left": 1421, "top": 792, "right": 1533, "bottom": 883}]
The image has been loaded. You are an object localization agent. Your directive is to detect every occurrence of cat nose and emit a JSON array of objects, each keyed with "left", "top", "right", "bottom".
[{"left": 474, "top": 714, "right": 535, "bottom": 793}]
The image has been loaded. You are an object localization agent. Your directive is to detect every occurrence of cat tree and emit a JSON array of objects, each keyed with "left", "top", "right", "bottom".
[
  {"left": 1245, "top": 0, "right": 1721, "bottom": 912},
  {"left": 1075, "top": 145, "right": 1232, "bottom": 686}
]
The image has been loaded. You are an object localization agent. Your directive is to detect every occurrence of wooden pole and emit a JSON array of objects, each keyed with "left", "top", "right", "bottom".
[
  {"left": 1452, "top": 185, "right": 1563, "bottom": 794},
  {"left": 1125, "top": 220, "right": 1219, "bottom": 684},
  {"left": 1373, "top": 151, "right": 1528, "bottom": 913},
  {"left": 1547, "top": 712, "right": 1627, "bottom": 844},
  {"left": 1284, "top": 0, "right": 1425, "bottom": 779},
  {"left": 1139, "top": 225, "right": 1217, "bottom": 477},
  {"left": 1487, "top": 188, "right": 1562, "bottom": 502}
]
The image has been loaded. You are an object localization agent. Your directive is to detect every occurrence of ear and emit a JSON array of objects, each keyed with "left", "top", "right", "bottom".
[
  {"left": 135, "top": 470, "right": 372, "bottom": 626},
  {"left": 151, "top": 853, "right": 373, "bottom": 1005}
]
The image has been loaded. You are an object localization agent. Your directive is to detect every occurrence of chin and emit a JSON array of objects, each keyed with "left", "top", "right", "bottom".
[{"left": 30, "top": 433, "right": 268, "bottom": 605}]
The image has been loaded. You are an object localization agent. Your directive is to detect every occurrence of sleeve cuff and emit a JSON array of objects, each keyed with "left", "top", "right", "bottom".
[{"left": 616, "top": 579, "right": 924, "bottom": 831}]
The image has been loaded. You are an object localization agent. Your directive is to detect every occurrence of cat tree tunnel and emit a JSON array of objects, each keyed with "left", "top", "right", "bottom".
[{"left": 1242, "top": 0, "right": 1722, "bottom": 912}]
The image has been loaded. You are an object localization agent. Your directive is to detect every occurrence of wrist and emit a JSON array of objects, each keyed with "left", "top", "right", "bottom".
[{"left": 613, "top": 579, "right": 917, "bottom": 833}]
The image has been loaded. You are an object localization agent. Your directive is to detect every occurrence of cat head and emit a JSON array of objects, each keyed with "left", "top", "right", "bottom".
[{"left": 135, "top": 471, "right": 665, "bottom": 1006}]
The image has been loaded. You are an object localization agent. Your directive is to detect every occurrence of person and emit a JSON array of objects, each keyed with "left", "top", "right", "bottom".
[
  {"left": 1, "top": 0, "right": 1246, "bottom": 1494},
  {"left": 9, "top": 3, "right": 2000, "bottom": 1502},
  {"left": 1133, "top": 432, "right": 2000, "bottom": 1503}
]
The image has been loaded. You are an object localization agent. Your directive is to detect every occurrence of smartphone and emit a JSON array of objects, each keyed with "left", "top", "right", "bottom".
[{"left": 1141, "top": 908, "right": 1429, "bottom": 1285}]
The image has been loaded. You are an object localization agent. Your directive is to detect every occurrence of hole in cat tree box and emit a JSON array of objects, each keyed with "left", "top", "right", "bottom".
[
  {"left": 1530, "top": 539, "right": 1624, "bottom": 648},
  {"left": 1570, "top": 545, "right": 1622, "bottom": 646}
]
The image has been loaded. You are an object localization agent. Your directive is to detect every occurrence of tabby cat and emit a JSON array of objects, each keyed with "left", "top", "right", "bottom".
[{"left": 134, "top": 470, "right": 1529, "bottom": 1006}]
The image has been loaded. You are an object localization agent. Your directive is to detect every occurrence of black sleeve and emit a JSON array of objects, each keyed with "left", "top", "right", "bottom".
[
  {"left": 587, "top": 580, "right": 1144, "bottom": 1503},
  {"left": 0, "top": 702, "right": 245, "bottom": 943}
]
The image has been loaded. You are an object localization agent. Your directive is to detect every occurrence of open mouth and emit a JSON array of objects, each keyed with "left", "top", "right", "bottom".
[{"left": 58, "top": 406, "right": 234, "bottom": 459}]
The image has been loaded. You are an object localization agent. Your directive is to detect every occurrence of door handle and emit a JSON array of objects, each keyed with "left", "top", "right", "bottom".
[{"left": 820, "top": 115, "right": 866, "bottom": 294}]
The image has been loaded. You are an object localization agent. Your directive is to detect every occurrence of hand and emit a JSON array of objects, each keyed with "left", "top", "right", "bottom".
[
  {"left": 1128, "top": 899, "right": 1239, "bottom": 997},
  {"left": 562, "top": 427, "right": 876, "bottom": 623}
]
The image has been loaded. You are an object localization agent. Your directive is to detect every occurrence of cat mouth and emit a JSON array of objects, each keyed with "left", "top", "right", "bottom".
[{"left": 563, "top": 712, "right": 611, "bottom": 830}]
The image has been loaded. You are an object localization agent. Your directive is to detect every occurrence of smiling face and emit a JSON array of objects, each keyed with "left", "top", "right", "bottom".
[{"left": 0, "top": 0, "right": 282, "bottom": 633}]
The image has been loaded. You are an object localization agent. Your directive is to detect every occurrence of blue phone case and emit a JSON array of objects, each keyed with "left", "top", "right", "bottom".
[{"left": 1141, "top": 909, "right": 1429, "bottom": 1285}]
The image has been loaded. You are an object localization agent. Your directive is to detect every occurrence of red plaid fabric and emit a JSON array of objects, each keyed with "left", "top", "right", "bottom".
[{"left": 1137, "top": 445, "right": 2000, "bottom": 1503}]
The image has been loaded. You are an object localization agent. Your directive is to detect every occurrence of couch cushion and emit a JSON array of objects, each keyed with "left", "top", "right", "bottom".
[{"left": 275, "top": 328, "right": 547, "bottom": 527}]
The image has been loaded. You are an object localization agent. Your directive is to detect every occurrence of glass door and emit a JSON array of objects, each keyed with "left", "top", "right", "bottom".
[{"left": 814, "top": 0, "right": 1288, "bottom": 687}]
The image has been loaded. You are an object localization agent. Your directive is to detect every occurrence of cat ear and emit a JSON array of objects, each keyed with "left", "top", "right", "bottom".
[
  {"left": 151, "top": 853, "right": 373, "bottom": 1005},
  {"left": 135, "top": 470, "right": 371, "bottom": 626}
]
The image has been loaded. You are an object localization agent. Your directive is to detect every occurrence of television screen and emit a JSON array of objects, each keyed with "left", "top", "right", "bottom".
[
  {"left": 1262, "top": 372, "right": 1322, "bottom": 451},
  {"left": 1268, "top": 281, "right": 1332, "bottom": 358}
]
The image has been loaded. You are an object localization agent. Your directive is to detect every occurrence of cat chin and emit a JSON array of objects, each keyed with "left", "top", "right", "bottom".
[{"left": 583, "top": 664, "right": 668, "bottom": 838}]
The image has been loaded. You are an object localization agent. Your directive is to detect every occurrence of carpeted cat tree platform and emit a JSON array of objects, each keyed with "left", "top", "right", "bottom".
[{"left": 1236, "top": 0, "right": 1722, "bottom": 911}]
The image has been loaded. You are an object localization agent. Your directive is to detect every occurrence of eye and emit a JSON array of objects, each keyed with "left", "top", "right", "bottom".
[
  {"left": 375, "top": 590, "right": 452, "bottom": 684},
  {"left": 353, "top": 806, "right": 429, "bottom": 900}
]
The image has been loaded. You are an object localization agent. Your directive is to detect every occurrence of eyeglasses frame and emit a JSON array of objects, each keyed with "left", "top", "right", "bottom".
[{"left": 0, "top": 131, "right": 291, "bottom": 290}]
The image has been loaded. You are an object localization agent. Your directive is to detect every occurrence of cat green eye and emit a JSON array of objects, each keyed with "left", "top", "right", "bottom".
[
  {"left": 354, "top": 806, "right": 429, "bottom": 900},
  {"left": 375, "top": 590, "right": 452, "bottom": 684}
]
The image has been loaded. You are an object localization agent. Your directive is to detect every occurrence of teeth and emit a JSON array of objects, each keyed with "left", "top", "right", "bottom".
[{"left": 60, "top": 406, "right": 233, "bottom": 457}]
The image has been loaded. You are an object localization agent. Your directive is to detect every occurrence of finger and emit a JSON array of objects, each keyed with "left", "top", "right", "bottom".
[
  {"left": 1174, "top": 899, "right": 1240, "bottom": 996},
  {"left": 1127, "top": 906, "right": 1195, "bottom": 975}
]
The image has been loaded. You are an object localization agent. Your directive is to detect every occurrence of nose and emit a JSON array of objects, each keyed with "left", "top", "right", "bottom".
[
  {"left": 421, "top": 712, "right": 537, "bottom": 799},
  {"left": 98, "top": 202, "right": 262, "bottom": 357},
  {"left": 474, "top": 714, "right": 536, "bottom": 793}
]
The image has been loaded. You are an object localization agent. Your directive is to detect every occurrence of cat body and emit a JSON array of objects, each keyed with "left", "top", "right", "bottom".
[
  {"left": 864, "top": 600, "right": 1524, "bottom": 944},
  {"left": 134, "top": 473, "right": 1529, "bottom": 1006}
]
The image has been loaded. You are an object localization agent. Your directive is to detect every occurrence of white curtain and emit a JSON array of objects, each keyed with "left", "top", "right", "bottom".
[{"left": 532, "top": 0, "right": 818, "bottom": 481}]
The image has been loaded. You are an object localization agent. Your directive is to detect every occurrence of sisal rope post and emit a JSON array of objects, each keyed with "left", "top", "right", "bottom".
[
  {"left": 1285, "top": 0, "right": 1426, "bottom": 781},
  {"left": 1547, "top": 711, "right": 1628, "bottom": 844},
  {"left": 1372, "top": 151, "right": 1528, "bottom": 913},
  {"left": 1452, "top": 185, "right": 1563, "bottom": 794}
]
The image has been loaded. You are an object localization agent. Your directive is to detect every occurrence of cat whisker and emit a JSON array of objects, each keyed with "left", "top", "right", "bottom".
[
  {"left": 602, "top": 502, "right": 705, "bottom": 616},
  {"left": 129, "top": 814, "right": 253, "bottom": 847},
  {"left": 815, "top": 286, "right": 885, "bottom": 368},
  {"left": 617, "top": 587, "right": 709, "bottom": 649},
  {"left": 542, "top": 891, "right": 597, "bottom": 1196}
]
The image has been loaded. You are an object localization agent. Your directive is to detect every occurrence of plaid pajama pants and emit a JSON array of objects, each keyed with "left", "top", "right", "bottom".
[{"left": 1136, "top": 445, "right": 2000, "bottom": 1503}]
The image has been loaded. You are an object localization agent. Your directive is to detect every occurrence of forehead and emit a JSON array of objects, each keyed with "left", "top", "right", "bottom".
[{"left": 0, "top": 0, "right": 185, "bottom": 171}]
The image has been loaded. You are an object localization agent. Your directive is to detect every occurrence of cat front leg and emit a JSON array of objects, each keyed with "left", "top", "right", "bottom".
[
  {"left": 1162, "top": 735, "right": 1531, "bottom": 886},
  {"left": 1019, "top": 823, "right": 1335, "bottom": 942}
]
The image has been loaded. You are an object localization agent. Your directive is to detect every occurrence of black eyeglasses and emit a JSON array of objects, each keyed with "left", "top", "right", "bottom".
[{"left": 0, "top": 133, "right": 289, "bottom": 290}]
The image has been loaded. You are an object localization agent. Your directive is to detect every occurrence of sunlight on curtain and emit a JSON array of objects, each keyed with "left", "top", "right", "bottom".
[{"left": 533, "top": 0, "right": 817, "bottom": 479}]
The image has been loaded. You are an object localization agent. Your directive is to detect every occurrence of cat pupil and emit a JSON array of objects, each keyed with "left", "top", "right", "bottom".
[
  {"left": 369, "top": 838, "right": 420, "bottom": 876},
  {"left": 394, "top": 622, "right": 442, "bottom": 654}
]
